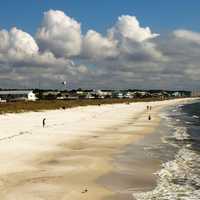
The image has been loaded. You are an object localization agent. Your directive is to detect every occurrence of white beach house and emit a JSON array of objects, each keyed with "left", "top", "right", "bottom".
[{"left": 0, "top": 90, "right": 37, "bottom": 102}]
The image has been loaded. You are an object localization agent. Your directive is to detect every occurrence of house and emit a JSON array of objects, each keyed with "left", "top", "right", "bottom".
[
  {"left": 0, "top": 90, "right": 37, "bottom": 101},
  {"left": 40, "top": 91, "right": 60, "bottom": 100},
  {"left": 132, "top": 91, "right": 150, "bottom": 98},
  {"left": 112, "top": 91, "right": 124, "bottom": 99},
  {"left": 124, "top": 92, "right": 134, "bottom": 99},
  {"left": 0, "top": 98, "right": 6, "bottom": 103},
  {"left": 172, "top": 91, "right": 182, "bottom": 97},
  {"left": 85, "top": 93, "right": 95, "bottom": 99},
  {"left": 92, "top": 90, "right": 112, "bottom": 99}
]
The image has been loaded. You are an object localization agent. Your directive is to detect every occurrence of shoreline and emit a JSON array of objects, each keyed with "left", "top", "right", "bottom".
[
  {"left": 100, "top": 102, "right": 163, "bottom": 200},
  {"left": 0, "top": 98, "right": 197, "bottom": 199}
]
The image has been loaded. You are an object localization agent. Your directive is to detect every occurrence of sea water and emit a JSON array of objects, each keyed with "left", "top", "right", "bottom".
[{"left": 134, "top": 100, "right": 200, "bottom": 200}]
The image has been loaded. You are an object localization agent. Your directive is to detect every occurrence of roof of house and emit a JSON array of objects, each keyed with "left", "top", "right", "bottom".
[{"left": 0, "top": 90, "right": 33, "bottom": 95}]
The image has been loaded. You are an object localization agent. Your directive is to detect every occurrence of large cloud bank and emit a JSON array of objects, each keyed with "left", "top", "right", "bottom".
[{"left": 0, "top": 10, "right": 199, "bottom": 89}]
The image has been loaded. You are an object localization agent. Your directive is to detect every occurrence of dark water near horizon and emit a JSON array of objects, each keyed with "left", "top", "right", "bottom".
[{"left": 134, "top": 100, "right": 200, "bottom": 200}]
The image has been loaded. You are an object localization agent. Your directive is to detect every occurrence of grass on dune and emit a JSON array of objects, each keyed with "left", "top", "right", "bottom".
[{"left": 0, "top": 97, "right": 174, "bottom": 114}]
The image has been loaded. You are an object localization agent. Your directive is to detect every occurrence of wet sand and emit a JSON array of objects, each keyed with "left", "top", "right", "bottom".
[
  {"left": 0, "top": 99, "right": 195, "bottom": 200},
  {"left": 100, "top": 106, "right": 162, "bottom": 200}
]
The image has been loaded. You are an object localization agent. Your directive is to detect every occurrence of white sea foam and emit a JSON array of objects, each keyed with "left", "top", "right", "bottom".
[
  {"left": 173, "top": 127, "right": 190, "bottom": 141},
  {"left": 162, "top": 127, "right": 190, "bottom": 148},
  {"left": 134, "top": 148, "right": 200, "bottom": 200},
  {"left": 161, "top": 108, "right": 190, "bottom": 141}
]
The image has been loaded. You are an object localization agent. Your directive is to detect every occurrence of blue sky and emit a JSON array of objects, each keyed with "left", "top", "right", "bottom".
[
  {"left": 0, "top": 0, "right": 200, "bottom": 89},
  {"left": 0, "top": 0, "right": 199, "bottom": 35}
]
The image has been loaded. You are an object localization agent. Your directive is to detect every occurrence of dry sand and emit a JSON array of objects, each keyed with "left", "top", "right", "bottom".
[{"left": 0, "top": 98, "right": 196, "bottom": 200}]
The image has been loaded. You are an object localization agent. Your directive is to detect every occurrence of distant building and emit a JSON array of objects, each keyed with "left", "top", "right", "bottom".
[
  {"left": 85, "top": 93, "right": 95, "bottom": 99},
  {"left": 124, "top": 92, "right": 133, "bottom": 99},
  {"left": 42, "top": 91, "right": 60, "bottom": 96},
  {"left": 132, "top": 91, "right": 150, "bottom": 98},
  {"left": 41, "top": 91, "right": 60, "bottom": 100},
  {"left": 172, "top": 91, "right": 182, "bottom": 97},
  {"left": 112, "top": 91, "right": 124, "bottom": 99},
  {"left": 93, "top": 90, "right": 112, "bottom": 99},
  {"left": 0, "top": 98, "right": 6, "bottom": 103},
  {"left": 0, "top": 90, "right": 37, "bottom": 101}
]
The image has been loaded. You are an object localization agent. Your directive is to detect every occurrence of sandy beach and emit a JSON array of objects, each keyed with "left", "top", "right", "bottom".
[{"left": 0, "top": 98, "right": 196, "bottom": 200}]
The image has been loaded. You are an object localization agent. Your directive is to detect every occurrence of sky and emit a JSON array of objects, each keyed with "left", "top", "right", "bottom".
[{"left": 0, "top": 0, "right": 200, "bottom": 90}]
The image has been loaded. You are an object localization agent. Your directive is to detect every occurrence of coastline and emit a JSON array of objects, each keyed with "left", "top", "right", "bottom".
[
  {"left": 0, "top": 98, "right": 197, "bottom": 199},
  {"left": 134, "top": 98, "right": 200, "bottom": 200}
]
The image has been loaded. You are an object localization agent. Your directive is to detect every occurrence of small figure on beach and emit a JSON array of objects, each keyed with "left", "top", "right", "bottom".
[
  {"left": 147, "top": 105, "right": 149, "bottom": 110},
  {"left": 42, "top": 118, "right": 46, "bottom": 128},
  {"left": 150, "top": 106, "right": 152, "bottom": 110},
  {"left": 148, "top": 115, "right": 151, "bottom": 120},
  {"left": 81, "top": 187, "right": 88, "bottom": 194}
]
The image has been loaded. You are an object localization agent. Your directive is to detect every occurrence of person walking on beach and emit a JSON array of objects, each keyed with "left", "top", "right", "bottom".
[
  {"left": 43, "top": 118, "right": 46, "bottom": 128},
  {"left": 148, "top": 115, "right": 151, "bottom": 120}
]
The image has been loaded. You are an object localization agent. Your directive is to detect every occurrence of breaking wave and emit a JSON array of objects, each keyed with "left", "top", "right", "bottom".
[{"left": 134, "top": 148, "right": 200, "bottom": 200}]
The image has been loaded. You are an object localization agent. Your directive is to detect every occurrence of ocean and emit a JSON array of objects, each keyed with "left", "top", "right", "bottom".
[{"left": 134, "top": 100, "right": 200, "bottom": 200}]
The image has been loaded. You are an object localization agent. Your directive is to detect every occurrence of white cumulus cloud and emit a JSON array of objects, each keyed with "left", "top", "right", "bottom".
[
  {"left": 36, "top": 10, "right": 82, "bottom": 58},
  {"left": 82, "top": 30, "right": 118, "bottom": 60},
  {"left": 81, "top": 15, "right": 162, "bottom": 62},
  {"left": 108, "top": 15, "right": 159, "bottom": 42},
  {"left": 0, "top": 27, "right": 39, "bottom": 56}
]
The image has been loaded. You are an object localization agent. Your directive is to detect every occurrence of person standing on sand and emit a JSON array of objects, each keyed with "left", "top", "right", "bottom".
[
  {"left": 43, "top": 118, "right": 46, "bottom": 128},
  {"left": 148, "top": 115, "right": 151, "bottom": 120}
]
